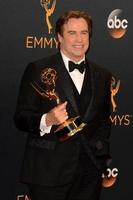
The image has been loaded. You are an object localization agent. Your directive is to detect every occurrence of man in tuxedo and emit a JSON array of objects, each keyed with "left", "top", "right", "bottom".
[{"left": 14, "top": 10, "right": 112, "bottom": 200}]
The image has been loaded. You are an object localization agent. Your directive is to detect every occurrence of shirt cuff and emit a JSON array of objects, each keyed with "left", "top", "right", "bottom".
[{"left": 40, "top": 113, "right": 52, "bottom": 136}]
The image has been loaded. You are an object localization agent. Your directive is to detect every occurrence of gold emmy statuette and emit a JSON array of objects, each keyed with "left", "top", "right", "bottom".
[
  {"left": 31, "top": 68, "right": 86, "bottom": 142},
  {"left": 111, "top": 76, "right": 120, "bottom": 112},
  {"left": 40, "top": 0, "right": 56, "bottom": 34}
]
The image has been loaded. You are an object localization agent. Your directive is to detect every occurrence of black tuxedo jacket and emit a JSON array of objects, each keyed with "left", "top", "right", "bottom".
[{"left": 14, "top": 52, "right": 112, "bottom": 186}]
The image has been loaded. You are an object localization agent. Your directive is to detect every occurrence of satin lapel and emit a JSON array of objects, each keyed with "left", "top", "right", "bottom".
[
  {"left": 83, "top": 61, "right": 97, "bottom": 121},
  {"left": 53, "top": 52, "right": 79, "bottom": 115}
]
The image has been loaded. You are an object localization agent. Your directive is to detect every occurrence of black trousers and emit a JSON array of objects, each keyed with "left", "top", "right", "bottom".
[{"left": 28, "top": 147, "right": 102, "bottom": 200}]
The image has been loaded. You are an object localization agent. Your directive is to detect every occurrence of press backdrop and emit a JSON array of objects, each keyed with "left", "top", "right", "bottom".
[{"left": 0, "top": 0, "right": 132, "bottom": 200}]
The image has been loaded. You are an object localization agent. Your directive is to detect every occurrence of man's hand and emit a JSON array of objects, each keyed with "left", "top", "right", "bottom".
[{"left": 45, "top": 101, "right": 68, "bottom": 126}]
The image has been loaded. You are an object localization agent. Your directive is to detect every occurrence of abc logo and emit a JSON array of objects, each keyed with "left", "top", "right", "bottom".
[
  {"left": 102, "top": 168, "right": 118, "bottom": 178},
  {"left": 108, "top": 16, "right": 128, "bottom": 29},
  {"left": 107, "top": 9, "right": 128, "bottom": 38},
  {"left": 102, "top": 168, "right": 118, "bottom": 188}
]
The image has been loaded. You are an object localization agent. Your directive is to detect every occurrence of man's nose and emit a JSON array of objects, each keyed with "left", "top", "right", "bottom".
[{"left": 76, "top": 34, "right": 83, "bottom": 42}]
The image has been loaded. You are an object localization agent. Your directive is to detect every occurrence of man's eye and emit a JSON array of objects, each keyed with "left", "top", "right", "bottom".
[
  {"left": 82, "top": 31, "right": 89, "bottom": 35},
  {"left": 68, "top": 31, "right": 76, "bottom": 35}
]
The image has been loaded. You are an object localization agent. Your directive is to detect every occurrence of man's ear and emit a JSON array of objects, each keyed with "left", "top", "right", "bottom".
[{"left": 57, "top": 33, "right": 63, "bottom": 43}]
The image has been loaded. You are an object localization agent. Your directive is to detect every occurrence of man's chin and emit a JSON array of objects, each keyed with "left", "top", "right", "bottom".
[{"left": 72, "top": 53, "right": 84, "bottom": 60}]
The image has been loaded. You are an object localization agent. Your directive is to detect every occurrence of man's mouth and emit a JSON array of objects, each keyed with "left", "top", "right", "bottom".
[{"left": 73, "top": 45, "right": 84, "bottom": 49}]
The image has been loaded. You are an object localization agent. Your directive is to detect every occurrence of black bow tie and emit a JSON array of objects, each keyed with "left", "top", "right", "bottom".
[{"left": 68, "top": 60, "right": 85, "bottom": 73}]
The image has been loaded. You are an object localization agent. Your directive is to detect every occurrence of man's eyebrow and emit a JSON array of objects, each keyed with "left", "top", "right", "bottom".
[
  {"left": 81, "top": 29, "right": 89, "bottom": 32},
  {"left": 67, "top": 30, "right": 76, "bottom": 32},
  {"left": 67, "top": 30, "right": 88, "bottom": 32}
]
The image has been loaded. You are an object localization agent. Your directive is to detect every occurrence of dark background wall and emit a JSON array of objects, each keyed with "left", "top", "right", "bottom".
[{"left": 0, "top": 0, "right": 132, "bottom": 200}]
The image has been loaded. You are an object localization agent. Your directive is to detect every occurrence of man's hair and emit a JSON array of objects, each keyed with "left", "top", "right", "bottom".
[{"left": 56, "top": 10, "right": 92, "bottom": 36}]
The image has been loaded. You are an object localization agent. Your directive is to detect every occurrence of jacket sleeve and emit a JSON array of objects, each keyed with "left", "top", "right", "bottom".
[
  {"left": 14, "top": 63, "right": 43, "bottom": 134},
  {"left": 90, "top": 71, "right": 112, "bottom": 170}
]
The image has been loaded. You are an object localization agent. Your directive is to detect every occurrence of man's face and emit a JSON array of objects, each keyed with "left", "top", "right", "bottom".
[{"left": 58, "top": 17, "right": 90, "bottom": 62}]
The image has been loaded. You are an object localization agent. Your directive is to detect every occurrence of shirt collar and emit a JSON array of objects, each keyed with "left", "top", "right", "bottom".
[{"left": 60, "top": 51, "right": 85, "bottom": 72}]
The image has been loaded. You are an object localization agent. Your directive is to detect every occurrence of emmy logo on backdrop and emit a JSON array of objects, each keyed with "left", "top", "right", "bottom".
[
  {"left": 31, "top": 68, "right": 86, "bottom": 142},
  {"left": 111, "top": 76, "right": 120, "bottom": 112},
  {"left": 40, "top": 0, "right": 56, "bottom": 34}
]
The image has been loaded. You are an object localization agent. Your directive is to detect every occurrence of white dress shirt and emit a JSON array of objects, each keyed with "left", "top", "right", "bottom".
[{"left": 40, "top": 51, "right": 86, "bottom": 136}]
